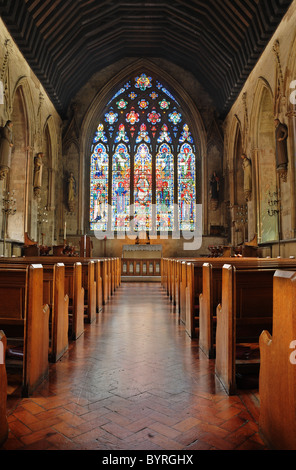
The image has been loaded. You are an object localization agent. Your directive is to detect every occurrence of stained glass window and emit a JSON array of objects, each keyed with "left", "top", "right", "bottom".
[
  {"left": 89, "top": 73, "right": 197, "bottom": 233},
  {"left": 90, "top": 143, "right": 109, "bottom": 231},
  {"left": 112, "top": 144, "right": 130, "bottom": 231},
  {"left": 178, "top": 143, "right": 196, "bottom": 231},
  {"left": 156, "top": 143, "right": 174, "bottom": 230},
  {"left": 134, "top": 144, "right": 152, "bottom": 231}
]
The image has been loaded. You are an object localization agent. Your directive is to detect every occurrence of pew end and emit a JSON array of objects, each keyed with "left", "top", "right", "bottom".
[
  {"left": 259, "top": 270, "right": 296, "bottom": 450},
  {"left": 0, "top": 330, "right": 8, "bottom": 447},
  {"left": 199, "top": 263, "right": 215, "bottom": 359}
]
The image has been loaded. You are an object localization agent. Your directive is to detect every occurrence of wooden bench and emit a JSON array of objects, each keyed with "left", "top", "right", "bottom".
[
  {"left": 0, "top": 330, "right": 8, "bottom": 447},
  {"left": 47, "top": 263, "right": 69, "bottom": 362},
  {"left": 22, "top": 254, "right": 121, "bottom": 312},
  {"left": 215, "top": 263, "right": 279, "bottom": 395},
  {"left": 43, "top": 260, "right": 85, "bottom": 340},
  {"left": 0, "top": 258, "right": 84, "bottom": 343},
  {"left": 0, "top": 264, "right": 49, "bottom": 397},
  {"left": 199, "top": 258, "right": 296, "bottom": 360},
  {"left": 96, "top": 259, "right": 103, "bottom": 312},
  {"left": 259, "top": 270, "right": 296, "bottom": 450}
]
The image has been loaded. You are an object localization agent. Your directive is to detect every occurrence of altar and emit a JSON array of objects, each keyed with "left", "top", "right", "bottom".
[
  {"left": 122, "top": 244, "right": 162, "bottom": 259},
  {"left": 121, "top": 245, "right": 162, "bottom": 281}
]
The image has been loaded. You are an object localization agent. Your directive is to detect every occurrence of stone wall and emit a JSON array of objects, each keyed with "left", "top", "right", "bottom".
[
  {"left": 223, "top": 1, "right": 296, "bottom": 257},
  {"left": 0, "top": 18, "right": 63, "bottom": 255}
]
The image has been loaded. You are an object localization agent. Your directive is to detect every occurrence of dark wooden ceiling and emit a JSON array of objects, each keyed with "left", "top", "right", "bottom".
[{"left": 0, "top": 0, "right": 293, "bottom": 117}]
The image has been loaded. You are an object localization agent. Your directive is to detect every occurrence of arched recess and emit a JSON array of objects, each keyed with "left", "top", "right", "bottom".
[
  {"left": 251, "top": 78, "right": 278, "bottom": 244},
  {"left": 233, "top": 121, "right": 245, "bottom": 207},
  {"left": 206, "top": 118, "right": 224, "bottom": 236},
  {"left": 79, "top": 58, "right": 207, "bottom": 236},
  {"left": 226, "top": 115, "right": 248, "bottom": 244},
  {"left": 7, "top": 78, "right": 34, "bottom": 243},
  {"left": 63, "top": 137, "right": 80, "bottom": 239},
  {"left": 285, "top": 32, "right": 296, "bottom": 237},
  {"left": 38, "top": 115, "right": 58, "bottom": 245}
]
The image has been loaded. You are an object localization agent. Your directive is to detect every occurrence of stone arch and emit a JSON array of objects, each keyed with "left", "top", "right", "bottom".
[
  {"left": 6, "top": 77, "right": 34, "bottom": 243},
  {"left": 37, "top": 115, "right": 59, "bottom": 245},
  {"left": 250, "top": 77, "right": 278, "bottom": 244},
  {"left": 226, "top": 115, "right": 247, "bottom": 244},
  {"left": 79, "top": 58, "right": 207, "bottom": 235}
]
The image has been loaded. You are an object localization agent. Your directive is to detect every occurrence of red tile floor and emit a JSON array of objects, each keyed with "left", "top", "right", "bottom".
[{"left": 2, "top": 282, "right": 267, "bottom": 450}]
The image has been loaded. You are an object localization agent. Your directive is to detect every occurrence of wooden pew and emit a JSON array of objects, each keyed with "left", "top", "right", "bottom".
[
  {"left": 102, "top": 258, "right": 109, "bottom": 305},
  {"left": 185, "top": 261, "right": 205, "bottom": 337},
  {"left": 0, "top": 258, "right": 84, "bottom": 343},
  {"left": 47, "top": 257, "right": 96, "bottom": 325},
  {"left": 48, "top": 263, "right": 69, "bottom": 362},
  {"left": 0, "top": 264, "right": 49, "bottom": 397},
  {"left": 81, "top": 260, "right": 96, "bottom": 323},
  {"left": 22, "top": 256, "right": 97, "bottom": 322},
  {"left": 117, "top": 258, "right": 121, "bottom": 288},
  {"left": 161, "top": 258, "right": 168, "bottom": 290},
  {"left": 215, "top": 263, "right": 276, "bottom": 395},
  {"left": 48, "top": 260, "right": 85, "bottom": 340},
  {"left": 199, "top": 258, "right": 296, "bottom": 360},
  {"left": 95, "top": 259, "right": 103, "bottom": 312},
  {"left": 0, "top": 331, "right": 8, "bottom": 447},
  {"left": 39, "top": 262, "right": 69, "bottom": 362},
  {"left": 199, "top": 262, "right": 221, "bottom": 358},
  {"left": 259, "top": 270, "right": 296, "bottom": 450},
  {"left": 69, "top": 262, "right": 85, "bottom": 340}
]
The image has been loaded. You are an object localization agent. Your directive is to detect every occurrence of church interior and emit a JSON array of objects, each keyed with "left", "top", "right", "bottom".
[{"left": 0, "top": 0, "right": 296, "bottom": 452}]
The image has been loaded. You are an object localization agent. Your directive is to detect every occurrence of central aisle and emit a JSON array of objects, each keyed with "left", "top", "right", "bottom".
[{"left": 4, "top": 282, "right": 266, "bottom": 450}]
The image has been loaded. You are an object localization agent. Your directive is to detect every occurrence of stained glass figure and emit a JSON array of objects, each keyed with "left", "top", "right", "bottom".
[
  {"left": 156, "top": 143, "right": 174, "bottom": 230},
  {"left": 112, "top": 143, "right": 130, "bottom": 231},
  {"left": 178, "top": 143, "right": 195, "bottom": 231},
  {"left": 90, "top": 143, "right": 109, "bottom": 231},
  {"left": 134, "top": 144, "right": 152, "bottom": 231}
]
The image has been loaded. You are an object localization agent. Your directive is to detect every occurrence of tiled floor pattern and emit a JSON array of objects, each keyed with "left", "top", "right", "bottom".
[{"left": 2, "top": 282, "right": 267, "bottom": 450}]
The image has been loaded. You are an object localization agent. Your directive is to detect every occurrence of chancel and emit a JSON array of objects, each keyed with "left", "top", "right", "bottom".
[{"left": 0, "top": 0, "right": 296, "bottom": 452}]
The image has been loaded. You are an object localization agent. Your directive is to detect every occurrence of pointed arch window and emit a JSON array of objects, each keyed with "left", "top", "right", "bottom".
[{"left": 90, "top": 73, "right": 197, "bottom": 233}]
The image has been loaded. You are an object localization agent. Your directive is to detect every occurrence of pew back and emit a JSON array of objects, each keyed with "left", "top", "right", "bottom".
[{"left": 215, "top": 264, "right": 275, "bottom": 394}]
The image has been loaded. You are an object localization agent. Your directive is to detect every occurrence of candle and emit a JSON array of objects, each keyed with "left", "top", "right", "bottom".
[{"left": 64, "top": 221, "right": 66, "bottom": 241}]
